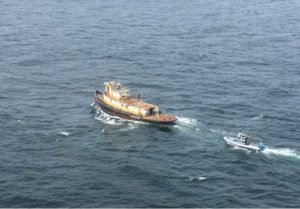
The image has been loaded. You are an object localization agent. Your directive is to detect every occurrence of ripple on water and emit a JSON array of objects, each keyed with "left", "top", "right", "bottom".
[{"left": 2, "top": 195, "right": 65, "bottom": 207}]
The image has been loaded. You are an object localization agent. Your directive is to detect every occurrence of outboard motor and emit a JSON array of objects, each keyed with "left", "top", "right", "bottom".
[{"left": 258, "top": 143, "right": 266, "bottom": 151}]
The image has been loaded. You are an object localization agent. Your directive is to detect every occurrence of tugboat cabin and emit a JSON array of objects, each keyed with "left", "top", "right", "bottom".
[{"left": 102, "top": 81, "right": 161, "bottom": 117}]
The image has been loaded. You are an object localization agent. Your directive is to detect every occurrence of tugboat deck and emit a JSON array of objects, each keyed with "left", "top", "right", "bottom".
[{"left": 105, "top": 93, "right": 155, "bottom": 109}]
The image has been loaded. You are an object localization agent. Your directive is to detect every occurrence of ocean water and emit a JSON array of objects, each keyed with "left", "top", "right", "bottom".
[{"left": 1, "top": 0, "right": 300, "bottom": 207}]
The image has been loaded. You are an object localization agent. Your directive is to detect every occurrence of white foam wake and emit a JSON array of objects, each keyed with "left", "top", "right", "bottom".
[
  {"left": 94, "top": 109, "right": 124, "bottom": 125},
  {"left": 119, "top": 123, "right": 138, "bottom": 132},
  {"left": 252, "top": 114, "right": 264, "bottom": 120},
  {"left": 187, "top": 176, "right": 207, "bottom": 182},
  {"left": 210, "top": 128, "right": 233, "bottom": 136},
  {"left": 173, "top": 117, "right": 201, "bottom": 136},
  {"left": 60, "top": 131, "right": 71, "bottom": 136},
  {"left": 93, "top": 107, "right": 144, "bottom": 132},
  {"left": 230, "top": 145, "right": 252, "bottom": 154},
  {"left": 176, "top": 117, "right": 198, "bottom": 127},
  {"left": 263, "top": 148, "right": 300, "bottom": 160}
]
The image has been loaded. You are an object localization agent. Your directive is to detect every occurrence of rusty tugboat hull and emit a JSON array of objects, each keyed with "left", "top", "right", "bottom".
[{"left": 94, "top": 81, "right": 177, "bottom": 125}]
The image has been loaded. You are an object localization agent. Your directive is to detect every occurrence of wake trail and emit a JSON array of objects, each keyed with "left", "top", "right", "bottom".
[
  {"left": 175, "top": 117, "right": 198, "bottom": 128},
  {"left": 92, "top": 104, "right": 141, "bottom": 131},
  {"left": 94, "top": 106, "right": 124, "bottom": 125},
  {"left": 172, "top": 116, "right": 203, "bottom": 137},
  {"left": 226, "top": 141, "right": 300, "bottom": 160},
  {"left": 263, "top": 148, "right": 300, "bottom": 160}
]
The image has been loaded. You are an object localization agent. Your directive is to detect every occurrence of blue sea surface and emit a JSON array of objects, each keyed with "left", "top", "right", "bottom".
[{"left": 1, "top": 0, "right": 300, "bottom": 207}]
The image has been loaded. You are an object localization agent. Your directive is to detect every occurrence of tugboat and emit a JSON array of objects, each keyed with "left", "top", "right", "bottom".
[
  {"left": 224, "top": 132, "right": 266, "bottom": 152},
  {"left": 94, "top": 81, "right": 177, "bottom": 125}
]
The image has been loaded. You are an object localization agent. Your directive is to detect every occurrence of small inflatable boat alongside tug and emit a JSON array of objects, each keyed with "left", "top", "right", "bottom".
[{"left": 224, "top": 132, "right": 266, "bottom": 152}]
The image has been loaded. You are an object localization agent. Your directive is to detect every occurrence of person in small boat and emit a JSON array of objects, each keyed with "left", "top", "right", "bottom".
[{"left": 245, "top": 136, "right": 251, "bottom": 145}]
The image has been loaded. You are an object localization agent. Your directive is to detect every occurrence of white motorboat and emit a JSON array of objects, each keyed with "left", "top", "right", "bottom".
[{"left": 224, "top": 132, "right": 266, "bottom": 152}]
